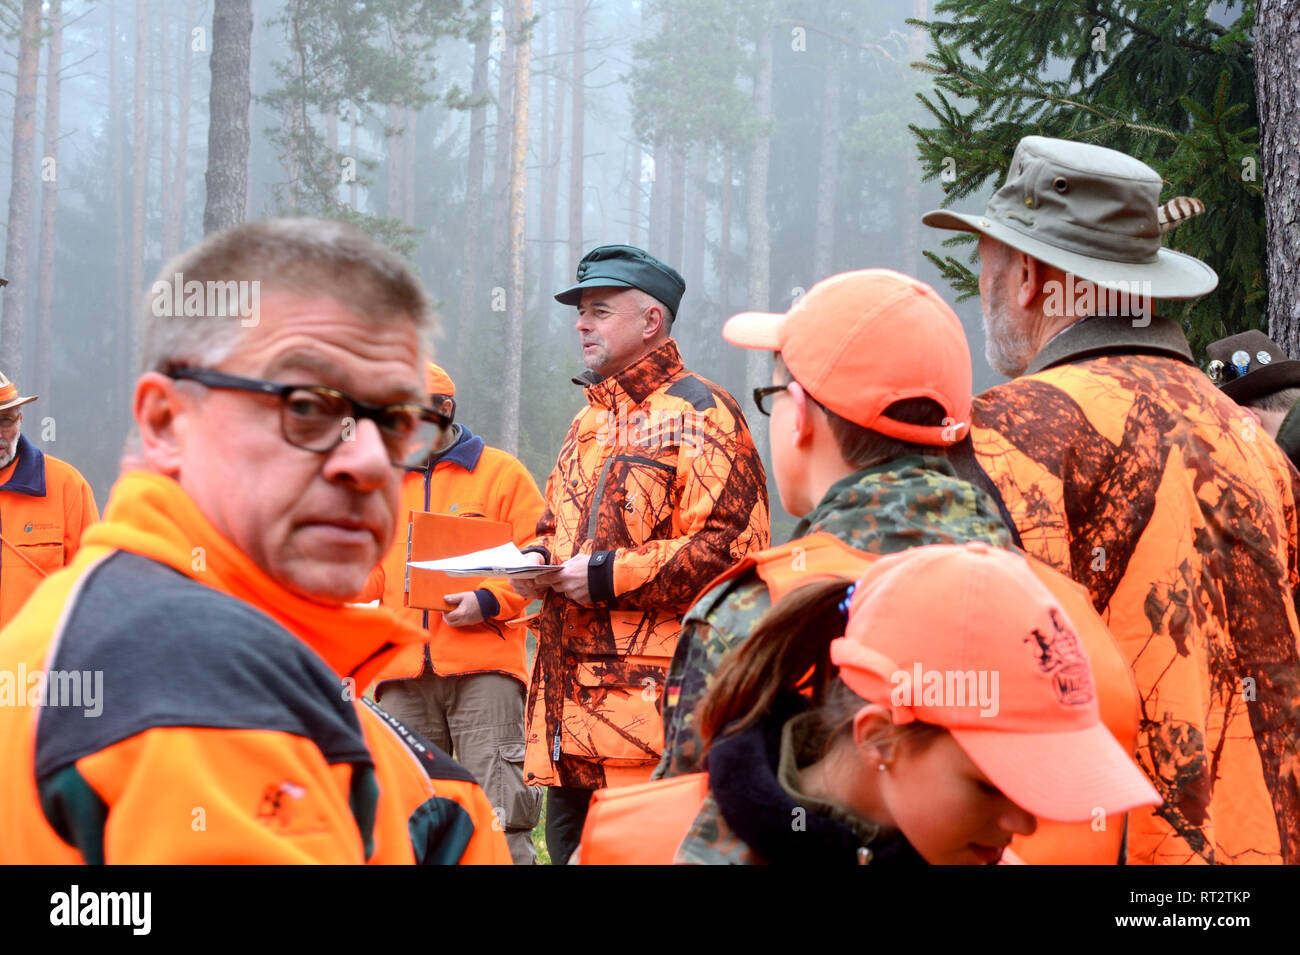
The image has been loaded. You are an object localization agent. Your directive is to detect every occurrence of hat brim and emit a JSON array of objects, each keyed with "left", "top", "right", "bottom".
[
  {"left": 950, "top": 722, "right": 1161, "bottom": 823},
  {"left": 0, "top": 394, "right": 37, "bottom": 412},
  {"left": 1221, "top": 359, "right": 1300, "bottom": 404},
  {"left": 722, "top": 311, "right": 786, "bottom": 351},
  {"left": 922, "top": 209, "right": 1219, "bottom": 300},
  {"left": 554, "top": 278, "right": 637, "bottom": 306}
]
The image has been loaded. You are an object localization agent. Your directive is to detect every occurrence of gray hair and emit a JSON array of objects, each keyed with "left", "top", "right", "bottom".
[
  {"left": 138, "top": 217, "right": 433, "bottom": 374},
  {"left": 1248, "top": 387, "right": 1300, "bottom": 415}
]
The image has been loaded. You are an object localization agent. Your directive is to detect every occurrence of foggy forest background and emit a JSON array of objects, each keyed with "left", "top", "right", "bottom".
[{"left": 0, "top": 0, "right": 1261, "bottom": 534}]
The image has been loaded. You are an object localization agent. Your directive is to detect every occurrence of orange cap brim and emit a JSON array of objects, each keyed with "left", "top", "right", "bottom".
[
  {"left": 951, "top": 723, "right": 1161, "bottom": 823},
  {"left": 722, "top": 311, "right": 786, "bottom": 351}
]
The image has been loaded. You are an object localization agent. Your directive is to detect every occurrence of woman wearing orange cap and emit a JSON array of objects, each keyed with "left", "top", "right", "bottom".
[{"left": 576, "top": 542, "right": 1160, "bottom": 864}]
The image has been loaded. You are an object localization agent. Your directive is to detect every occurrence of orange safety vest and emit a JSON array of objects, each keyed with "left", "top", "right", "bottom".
[
  {"left": 0, "top": 436, "right": 98, "bottom": 625},
  {"left": 673, "top": 533, "right": 1140, "bottom": 864},
  {"left": 367, "top": 432, "right": 544, "bottom": 687}
]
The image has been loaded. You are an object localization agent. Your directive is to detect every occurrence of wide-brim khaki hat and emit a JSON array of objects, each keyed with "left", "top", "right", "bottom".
[
  {"left": 0, "top": 371, "right": 36, "bottom": 412},
  {"left": 923, "top": 136, "right": 1218, "bottom": 300}
]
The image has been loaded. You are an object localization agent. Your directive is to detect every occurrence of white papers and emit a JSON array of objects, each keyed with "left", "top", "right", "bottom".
[{"left": 409, "top": 542, "right": 561, "bottom": 577}]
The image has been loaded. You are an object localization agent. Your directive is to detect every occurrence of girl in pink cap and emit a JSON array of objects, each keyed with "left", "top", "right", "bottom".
[{"left": 577, "top": 541, "right": 1159, "bottom": 865}]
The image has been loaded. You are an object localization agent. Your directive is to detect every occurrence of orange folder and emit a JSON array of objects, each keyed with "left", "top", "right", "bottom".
[{"left": 406, "top": 511, "right": 513, "bottom": 612}]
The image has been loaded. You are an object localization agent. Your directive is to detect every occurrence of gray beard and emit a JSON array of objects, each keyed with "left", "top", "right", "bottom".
[
  {"left": 0, "top": 442, "right": 17, "bottom": 470},
  {"left": 982, "top": 300, "right": 1036, "bottom": 379}
]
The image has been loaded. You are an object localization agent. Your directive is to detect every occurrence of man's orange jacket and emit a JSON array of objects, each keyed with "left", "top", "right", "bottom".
[
  {"left": 0, "top": 434, "right": 98, "bottom": 625},
  {"left": 365, "top": 425, "right": 544, "bottom": 687},
  {"left": 971, "top": 315, "right": 1300, "bottom": 865},
  {"left": 0, "top": 470, "right": 510, "bottom": 864},
  {"left": 524, "top": 339, "right": 769, "bottom": 790}
]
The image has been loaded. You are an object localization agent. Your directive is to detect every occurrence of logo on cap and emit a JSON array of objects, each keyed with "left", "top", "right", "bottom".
[{"left": 1024, "top": 608, "right": 1093, "bottom": 706}]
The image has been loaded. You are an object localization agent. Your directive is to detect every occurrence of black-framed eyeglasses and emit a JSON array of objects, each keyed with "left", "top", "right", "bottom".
[
  {"left": 753, "top": 384, "right": 790, "bottom": 417},
  {"left": 167, "top": 366, "right": 450, "bottom": 467}
]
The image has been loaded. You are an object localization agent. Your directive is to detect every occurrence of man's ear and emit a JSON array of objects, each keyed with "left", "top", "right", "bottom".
[
  {"left": 1015, "top": 250, "right": 1043, "bottom": 310},
  {"left": 641, "top": 302, "right": 666, "bottom": 341},
  {"left": 134, "top": 372, "right": 186, "bottom": 477}
]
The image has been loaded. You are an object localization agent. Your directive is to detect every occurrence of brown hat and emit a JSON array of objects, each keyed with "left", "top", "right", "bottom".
[
  {"left": 922, "top": 136, "right": 1218, "bottom": 300},
  {"left": 1204, "top": 330, "right": 1300, "bottom": 404},
  {"left": 0, "top": 371, "right": 37, "bottom": 413}
]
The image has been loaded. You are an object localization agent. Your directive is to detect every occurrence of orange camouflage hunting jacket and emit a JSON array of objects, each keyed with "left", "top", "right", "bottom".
[
  {"left": 971, "top": 315, "right": 1300, "bottom": 865},
  {"left": 524, "top": 339, "right": 769, "bottom": 790}
]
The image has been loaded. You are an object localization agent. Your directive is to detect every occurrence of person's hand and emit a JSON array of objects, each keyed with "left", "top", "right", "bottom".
[
  {"left": 510, "top": 551, "right": 551, "bottom": 601},
  {"left": 533, "top": 553, "right": 593, "bottom": 607},
  {"left": 442, "top": 591, "right": 485, "bottom": 627}
]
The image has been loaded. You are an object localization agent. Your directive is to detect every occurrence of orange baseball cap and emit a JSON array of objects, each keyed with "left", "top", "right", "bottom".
[
  {"left": 425, "top": 362, "right": 456, "bottom": 398},
  {"left": 829, "top": 541, "right": 1161, "bottom": 822},
  {"left": 722, "top": 269, "right": 971, "bottom": 445}
]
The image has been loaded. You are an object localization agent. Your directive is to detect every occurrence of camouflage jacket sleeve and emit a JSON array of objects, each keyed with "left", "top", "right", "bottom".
[{"left": 653, "top": 576, "right": 772, "bottom": 779}]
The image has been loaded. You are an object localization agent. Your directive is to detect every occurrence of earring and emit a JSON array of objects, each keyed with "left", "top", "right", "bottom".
[{"left": 877, "top": 763, "right": 886, "bottom": 772}]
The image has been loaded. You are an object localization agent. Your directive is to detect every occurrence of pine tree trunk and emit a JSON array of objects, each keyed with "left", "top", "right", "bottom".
[
  {"left": 403, "top": 106, "right": 416, "bottom": 226},
  {"left": 812, "top": 49, "right": 840, "bottom": 280},
  {"left": 458, "top": 0, "right": 492, "bottom": 370},
  {"left": 668, "top": 144, "right": 685, "bottom": 271},
  {"left": 203, "top": 0, "right": 252, "bottom": 234},
  {"left": 746, "top": 13, "right": 773, "bottom": 460},
  {"left": 491, "top": 1, "right": 516, "bottom": 282},
  {"left": 536, "top": 3, "right": 563, "bottom": 305},
  {"left": 170, "top": 0, "right": 196, "bottom": 259},
  {"left": 159, "top": 3, "right": 173, "bottom": 263},
  {"left": 684, "top": 148, "right": 707, "bottom": 314},
  {"left": 649, "top": 142, "right": 666, "bottom": 255},
  {"left": 110, "top": 0, "right": 126, "bottom": 390},
  {"left": 1257, "top": 0, "right": 1300, "bottom": 352},
  {"left": 2, "top": 0, "right": 41, "bottom": 380},
  {"left": 500, "top": 0, "right": 532, "bottom": 455},
  {"left": 35, "top": 0, "right": 62, "bottom": 402},
  {"left": 567, "top": 0, "right": 585, "bottom": 266},
  {"left": 126, "top": 0, "right": 147, "bottom": 380},
  {"left": 349, "top": 117, "right": 359, "bottom": 210},
  {"left": 626, "top": 142, "right": 639, "bottom": 248},
  {"left": 387, "top": 104, "right": 402, "bottom": 219},
  {"left": 720, "top": 147, "right": 732, "bottom": 316}
]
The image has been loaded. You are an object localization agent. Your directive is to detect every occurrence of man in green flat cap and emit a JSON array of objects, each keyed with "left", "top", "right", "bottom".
[{"left": 513, "top": 244, "right": 769, "bottom": 864}]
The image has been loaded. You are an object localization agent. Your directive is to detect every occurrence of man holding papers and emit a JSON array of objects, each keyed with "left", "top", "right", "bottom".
[
  {"left": 367, "top": 363, "right": 545, "bottom": 865},
  {"left": 514, "top": 246, "right": 769, "bottom": 864}
]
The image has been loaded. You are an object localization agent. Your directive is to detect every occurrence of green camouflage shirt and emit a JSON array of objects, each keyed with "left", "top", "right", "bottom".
[{"left": 653, "top": 455, "right": 1013, "bottom": 780}]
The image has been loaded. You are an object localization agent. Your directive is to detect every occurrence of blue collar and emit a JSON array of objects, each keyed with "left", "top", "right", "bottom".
[
  {"left": 0, "top": 434, "right": 46, "bottom": 497},
  {"left": 428, "top": 424, "right": 484, "bottom": 473}
]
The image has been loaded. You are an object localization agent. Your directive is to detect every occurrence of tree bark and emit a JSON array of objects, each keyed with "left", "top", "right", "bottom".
[
  {"left": 458, "top": 0, "right": 492, "bottom": 370},
  {"left": 35, "top": 0, "right": 62, "bottom": 402},
  {"left": 110, "top": 0, "right": 126, "bottom": 392},
  {"left": 720, "top": 147, "right": 732, "bottom": 316},
  {"left": 684, "top": 148, "right": 707, "bottom": 315},
  {"left": 812, "top": 48, "right": 840, "bottom": 280},
  {"left": 1, "top": 0, "right": 41, "bottom": 380},
  {"left": 203, "top": 0, "right": 252, "bottom": 234},
  {"left": 126, "top": 0, "right": 147, "bottom": 380},
  {"left": 648, "top": 142, "right": 666, "bottom": 255},
  {"left": 500, "top": 0, "right": 532, "bottom": 455},
  {"left": 537, "top": 2, "right": 565, "bottom": 304},
  {"left": 746, "top": 13, "right": 773, "bottom": 460},
  {"left": 668, "top": 144, "right": 685, "bottom": 271},
  {"left": 169, "top": 0, "right": 197, "bottom": 259},
  {"left": 491, "top": 0, "right": 515, "bottom": 282},
  {"left": 159, "top": 2, "right": 173, "bottom": 263},
  {"left": 1257, "top": 0, "right": 1300, "bottom": 352},
  {"left": 403, "top": 106, "right": 416, "bottom": 226},
  {"left": 567, "top": 0, "right": 585, "bottom": 266}
]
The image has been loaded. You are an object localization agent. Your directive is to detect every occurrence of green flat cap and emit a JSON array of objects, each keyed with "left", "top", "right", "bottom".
[{"left": 555, "top": 244, "right": 685, "bottom": 315}]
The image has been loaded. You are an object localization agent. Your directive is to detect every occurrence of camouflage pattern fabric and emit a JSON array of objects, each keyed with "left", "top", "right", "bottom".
[
  {"left": 654, "top": 455, "right": 1013, "bottom": 779},
  {"left": 972, "top": 352, "right": 1300, "bottom": 865}
]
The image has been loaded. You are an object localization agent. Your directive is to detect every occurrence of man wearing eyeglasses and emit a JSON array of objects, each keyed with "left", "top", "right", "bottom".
[
  {"left": 512, "top": 244, "right": 769, "bottom": 865},
  {"left": 0, "top": 370, "right": 98, "bottom": 624},
  {"left": 0, "top": 219, "right": 510, "bottom": 864}
]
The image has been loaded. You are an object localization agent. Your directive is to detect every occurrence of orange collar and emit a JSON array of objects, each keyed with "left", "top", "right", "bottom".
[{"left": 82, "top": 470, "right": 424, "bottom": 686}]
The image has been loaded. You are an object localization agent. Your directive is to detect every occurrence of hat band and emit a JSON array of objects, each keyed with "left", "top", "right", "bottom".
[
  {"left": 987, "top": 185, "right": 1161, "bottom": 265},
  {"left": 0, "top": 383, "right": 16, "bottom": 403}
]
